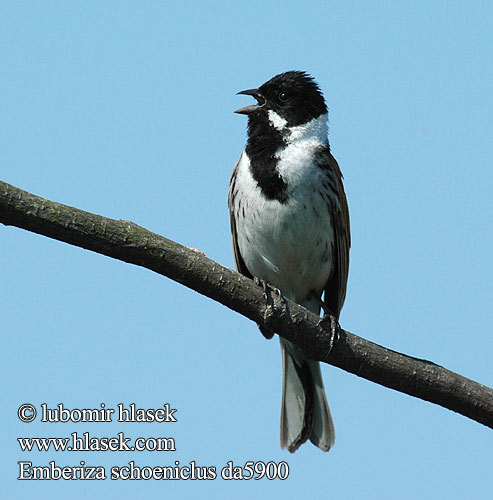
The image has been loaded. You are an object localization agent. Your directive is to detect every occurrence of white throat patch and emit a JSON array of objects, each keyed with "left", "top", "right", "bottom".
[
  {"left": 268, "top": 111, "right": 329, "bottom": 146},
  {"left": 288, "top": 113, "right": 328, "bottom": 143},
  {"left": 274, "top": 113, "right": 329, "bottom": 183},
  {"left": 268, "top": 110, "right": 288, "bottom": 130}
]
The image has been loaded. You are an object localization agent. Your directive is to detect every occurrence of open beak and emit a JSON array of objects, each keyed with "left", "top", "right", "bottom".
[{"left": 235, "top": 88, "right": 266, "bottom": 115}]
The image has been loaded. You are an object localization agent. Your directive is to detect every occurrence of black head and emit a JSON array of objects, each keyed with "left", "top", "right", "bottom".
[{"left": 235, "top": 71, "right": 327, "bottom": 127}]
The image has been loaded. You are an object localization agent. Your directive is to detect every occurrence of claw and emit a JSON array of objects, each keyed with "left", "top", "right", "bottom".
[
  {"left": 253, "top": 277, "right": 279, "bottom": 340},
  {"left": 254, "top": 277, "right": 284, "bottom": 304},
  {"left": 317, "top": 314, "right": 341, "bottom": 357},
  {"left": 254, "top": 276, "right": 270, "bottom": 300},
  {"left": 272, "top": 286, "right": 284, "bottom": 303}
]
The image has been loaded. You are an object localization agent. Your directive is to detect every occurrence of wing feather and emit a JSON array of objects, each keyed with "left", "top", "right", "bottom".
[{"left": 321, "top": 151, "right": 351, "bottom": 319}]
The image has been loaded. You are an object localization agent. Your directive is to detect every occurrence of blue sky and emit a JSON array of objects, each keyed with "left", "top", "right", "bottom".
[{"left": 2, "top": 1, "right": 492, "bottom": 498}]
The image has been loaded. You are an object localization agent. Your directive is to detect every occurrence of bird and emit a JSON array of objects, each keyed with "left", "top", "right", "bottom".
[{"left": 228, "top": 71, "right": 350, "bottom": 452}]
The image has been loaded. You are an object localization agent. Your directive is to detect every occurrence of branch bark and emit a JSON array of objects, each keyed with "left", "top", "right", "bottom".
[{"left": 1, "top": 179, "right": 492, "bottom": 428}]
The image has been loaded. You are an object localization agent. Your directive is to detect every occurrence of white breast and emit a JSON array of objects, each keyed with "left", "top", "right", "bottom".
[{"left": 232, "top": 116, "right": 334, "bottom": 305}]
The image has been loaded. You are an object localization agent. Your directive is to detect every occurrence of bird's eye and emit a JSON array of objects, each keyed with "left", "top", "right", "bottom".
[{"left": 278, "top": 91, "right": 288, "bottom": 103}]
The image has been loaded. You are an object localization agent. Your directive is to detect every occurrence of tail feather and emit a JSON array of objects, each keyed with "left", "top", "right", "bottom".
[
  {"left": 308, "top": 359, "right": 335, "bottom": 450},
  {"left": 280, "top": 338, "right": 335, "bottom": 452}
]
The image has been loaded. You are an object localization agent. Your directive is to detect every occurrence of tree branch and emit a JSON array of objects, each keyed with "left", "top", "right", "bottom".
[{"left": 1, "top": 179, "right": 492, "bottom": 428}]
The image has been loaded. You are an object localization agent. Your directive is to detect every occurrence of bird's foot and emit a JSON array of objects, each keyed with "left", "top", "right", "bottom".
[
  {"left": 317, "top": 314, "right": 341, "bottom": 357},
  {"left": 254, "top": 277, "right": 284, "bottom": 304},
  {"left": 253, "top": 277, "right": 282, "bottom": 340}
]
